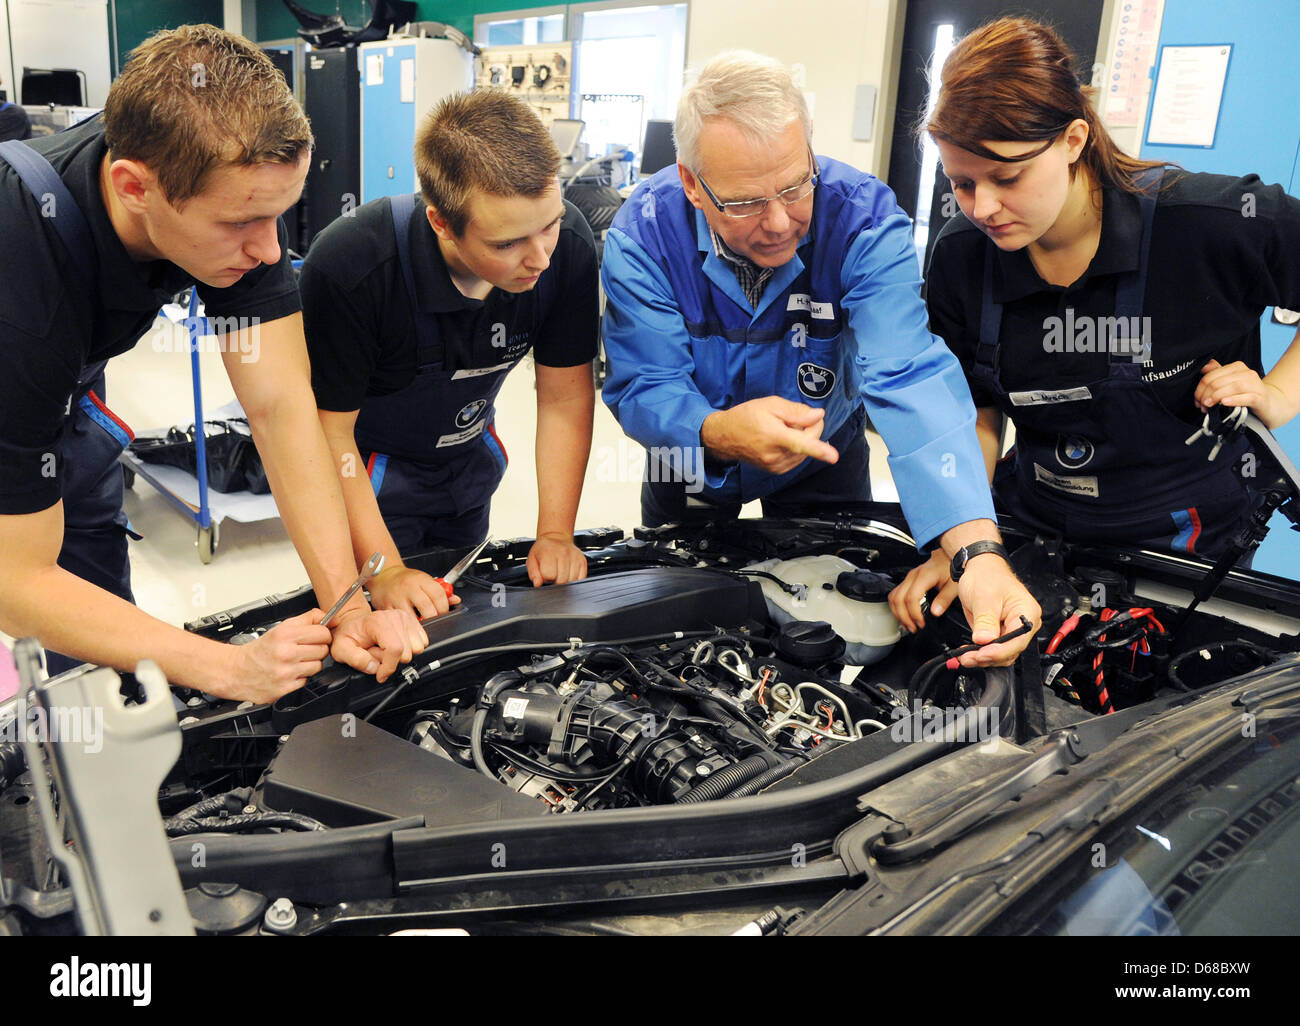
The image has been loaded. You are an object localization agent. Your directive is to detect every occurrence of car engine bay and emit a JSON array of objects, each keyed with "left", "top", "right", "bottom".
[
  {"left": 160, "top": 512, "right": 1300, "bottom": 824},
  {"left": 5, "top": 505, "right": 1300, "bottom": 935}
]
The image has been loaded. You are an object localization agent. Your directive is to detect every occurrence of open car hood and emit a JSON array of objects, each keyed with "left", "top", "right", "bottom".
[{"left": 4, "top": 504, "right": 1300, "bottom": 936}]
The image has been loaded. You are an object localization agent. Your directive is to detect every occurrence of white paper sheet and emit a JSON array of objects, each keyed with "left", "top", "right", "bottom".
[
  {"left": 400, "top": 58, "right": 415, "bottom": 103},
  {"left": 1147, "top": 44, "right": 1232, "bottom": 147}
]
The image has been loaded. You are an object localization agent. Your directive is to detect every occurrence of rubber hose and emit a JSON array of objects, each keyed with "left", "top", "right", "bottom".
[
  {"left": 675, "top": 753, "right": 771, "bottom": 804},
  {"left": 724, "top": 760, "right": 800, "bottom": 798},
  {"left": 165, "top": 811, "right": 324, "bottom": 836},
  {"left": 166, "top": 787, "right": 253, "bottom": 825},
  {"left": 471, "top": 671, "right": 523, "bottom": 780},
  {"left": 1168, "top": 640, "right": 1278, "bottom": 691},
  {"left": 470, "top": 706, "right": 493, "bottom": 779}
]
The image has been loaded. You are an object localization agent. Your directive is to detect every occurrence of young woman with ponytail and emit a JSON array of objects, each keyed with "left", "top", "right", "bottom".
[{"left": 890, "top": 16, "right": 1300, "bottom": 632}]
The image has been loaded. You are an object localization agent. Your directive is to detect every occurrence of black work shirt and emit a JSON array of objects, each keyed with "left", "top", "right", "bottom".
[
  {"left": 0, "top": 117, "right": 300, "bottom": 514},
  {"left": 926, "top": 171, "right": 1300, "bottom": 419},
  {"left": 300, "top": 194, "right": 599, "bottom": 412}
]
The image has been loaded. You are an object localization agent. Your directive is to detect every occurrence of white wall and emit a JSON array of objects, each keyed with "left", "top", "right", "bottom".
[
  {"left": 0, "top": 2, "right": 17, "bottom": 105},
  {"left": 7, "top": 0, "right": 112, "bottom": 105},
  {"left": 685, "top": 0, "right": 903, "bottom": 180},
  {"left": 222, "top": 0, "right": 242, "bottom": 36}
]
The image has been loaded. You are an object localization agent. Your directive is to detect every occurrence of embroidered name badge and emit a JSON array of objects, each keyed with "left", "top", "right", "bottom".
[
  {"left": 436, "top": 420, "right": 488, "bottom": 448},
  {"left": 451, "top": 361, "right": 514, "bottom": 380},
  {"left": 1009, "top": 386, "right": 1092, "bottom": 406},
  {"left": 1033, "top": 462, "right": 1099, "bottom": 498}
]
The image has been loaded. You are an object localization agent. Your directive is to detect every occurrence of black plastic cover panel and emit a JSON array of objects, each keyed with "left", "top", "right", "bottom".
[{"left": 262, "top": 715, "right": 545, "bottom": 828}]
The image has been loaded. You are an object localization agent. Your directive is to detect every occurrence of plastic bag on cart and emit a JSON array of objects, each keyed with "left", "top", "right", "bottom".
[{"left": 128, "top": 419, "right": 271, "bottom": 494}]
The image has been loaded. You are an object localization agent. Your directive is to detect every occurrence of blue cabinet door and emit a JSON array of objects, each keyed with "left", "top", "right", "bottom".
[{"left": 362, "top": 43, "right": 417, "bottom": 203}]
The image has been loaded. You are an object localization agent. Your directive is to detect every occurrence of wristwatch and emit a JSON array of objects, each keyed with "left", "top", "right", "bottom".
[{"left": 949, "top": 540, "right": 1010, "bottom": 582}]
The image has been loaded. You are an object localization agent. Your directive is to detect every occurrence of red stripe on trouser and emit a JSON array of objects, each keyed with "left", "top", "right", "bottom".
[
  {"left": 86, "top": 390, "right": 135, "bottom": 441},
  {"left": 488, "top": 424, "right": 508, "bottom": 465},
  {"left": 1186, "top": 507, "right": 1202, "bottom": 553}
]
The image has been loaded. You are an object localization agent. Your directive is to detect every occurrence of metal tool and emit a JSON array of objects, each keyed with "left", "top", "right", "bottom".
[
  {"left": 433, "top": 537, "right": 491, "bottom": 598},
  {"left": 320, "top": 552, "right": 385, "bottom": 625},
  {"left": 1184, "top": 404, "right": 1248, "bottom": 461}
]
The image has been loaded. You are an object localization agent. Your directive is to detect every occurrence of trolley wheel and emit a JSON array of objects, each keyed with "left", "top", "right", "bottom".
[
  {"left": 197, "top": 521, "right": 220, "bottom": 564},
  {"left": 122, "top": 464, "right": 135, "bottom": 490}
]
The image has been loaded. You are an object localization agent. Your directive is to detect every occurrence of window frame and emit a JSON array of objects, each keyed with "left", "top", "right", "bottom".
[{"left": 472, "top": 5, "right": 571, "bottom": 46}]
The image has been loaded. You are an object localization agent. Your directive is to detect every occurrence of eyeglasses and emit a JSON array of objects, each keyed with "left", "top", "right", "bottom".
[{"left": 697, "top": 151, "right": 820, "bottom": 218}]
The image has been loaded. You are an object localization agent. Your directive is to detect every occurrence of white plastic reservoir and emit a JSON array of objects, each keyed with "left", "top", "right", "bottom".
[{"left": 743, "top": 554, "right": 904, "bottom": 665}]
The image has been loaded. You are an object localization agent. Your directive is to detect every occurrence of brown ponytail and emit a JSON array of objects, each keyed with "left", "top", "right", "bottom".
[{"left": 923, "top": 17, "right": 1170, "bottom": 195}]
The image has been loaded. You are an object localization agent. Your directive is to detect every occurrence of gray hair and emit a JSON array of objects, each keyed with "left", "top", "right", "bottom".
[{"left": 673, "top": 50, "right": 812, "bottom": 173}]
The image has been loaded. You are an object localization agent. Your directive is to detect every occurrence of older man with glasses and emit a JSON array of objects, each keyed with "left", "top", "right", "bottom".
[{"left": 600, "top": 50, "right": 1040, "bottom": 668}]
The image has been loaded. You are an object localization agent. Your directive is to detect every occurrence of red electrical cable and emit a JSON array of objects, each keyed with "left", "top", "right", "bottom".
[
  {"left": 1046, "top": 611, "right": 1083, "bottom": 655},
  {"left": 1093, "top": 608, "right": 1116, "bottom": 715}
]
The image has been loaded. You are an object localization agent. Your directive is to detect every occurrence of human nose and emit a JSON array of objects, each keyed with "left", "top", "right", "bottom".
[
  {"left": 971, "top": 183, "right": 1002, "bottom": 222},
  {"left": 760, "top": 197, "right": 792, "bottom": 234},
  {"left": 244, "top": 220, "right": 281, "bottom": 266},
  {"left": 523, "top": 236, "right": 551, "bottom": 271}
]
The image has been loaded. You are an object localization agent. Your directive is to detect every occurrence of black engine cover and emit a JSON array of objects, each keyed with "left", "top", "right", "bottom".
[
  {"left": 269, "top": 568, "right": 766, "bottom": 731},
  {"left": 262, "top": 715, "right": 545, "bottom": 828}
]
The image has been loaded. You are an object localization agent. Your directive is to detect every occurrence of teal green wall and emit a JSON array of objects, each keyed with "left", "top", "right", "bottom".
[
  {"left": 109, "top": 1, "right": 560, "bottom": 70},
  {"left": 114, "top": 0, "right": 225, "bottom": 69},
  {"left": 252, "top": 1, "right": 552, "bottom": 41},
  {"left": 414, "top": 1, "right": 558, "bottom": 37},
  {"left": 254, "top": 1, "right": 373, "bottom": 41}
]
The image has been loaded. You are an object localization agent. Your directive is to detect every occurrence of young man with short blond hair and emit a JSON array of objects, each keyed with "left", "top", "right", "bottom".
[
  {"left": 301, "top": 90, "right": 598, "bottom": 617},
  {"left": 0, "top": 25, "right": 424, "bottom": 700}
]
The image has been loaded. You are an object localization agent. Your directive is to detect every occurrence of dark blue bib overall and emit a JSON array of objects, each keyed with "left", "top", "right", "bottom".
[
  {"left": 973, "top": 169, "right": 1251, "bottom": 559},
  {"left": 1, "top": 133, "right": 136, "bottom": 674},
  {"left": 352, "top": 194, "right": 539, "bottom": 554}
]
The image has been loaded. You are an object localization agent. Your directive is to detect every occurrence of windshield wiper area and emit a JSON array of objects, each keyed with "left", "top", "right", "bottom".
[
  {"left": 865, "top": 687, "right": 1186, "bottom": 868},
  {"left": 795, "top": 655, "right": 1300, "bottom": 935}
]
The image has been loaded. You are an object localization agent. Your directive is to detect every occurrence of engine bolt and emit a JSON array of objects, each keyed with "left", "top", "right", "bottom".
[{"left": 264, "top": 897, "right": 297, "bottom": 931}]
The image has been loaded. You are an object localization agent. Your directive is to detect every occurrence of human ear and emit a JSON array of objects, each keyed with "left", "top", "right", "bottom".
[
  {"left": 107, "top": 158, "right": 154, "bottom": 215},
  {"left": 677, "top": 163, "right": 705, "bottom": 211},
  {"left": 425, "top": 204, "right": 456, "bottom": 242},
  {"left": 1063, "top": 118, "right": 1090, "bottom": 163}
]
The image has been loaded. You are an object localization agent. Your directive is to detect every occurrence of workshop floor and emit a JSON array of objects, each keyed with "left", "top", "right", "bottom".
[{"left": 88, "top": 317, "right": 896, "bottom": 628}]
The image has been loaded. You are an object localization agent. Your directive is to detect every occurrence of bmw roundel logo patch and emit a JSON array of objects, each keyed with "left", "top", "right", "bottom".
[
  {"left": 456, "top": 399, "right": 488, "bottom": 429},
  {"left": 1056, "top": 434, "right": 1095, "bottom": 470},
  {"left": 797, "top": 362, "right": 836, "bottom": 400}
]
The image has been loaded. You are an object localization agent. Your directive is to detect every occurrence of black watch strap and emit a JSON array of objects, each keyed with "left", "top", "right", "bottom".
[{"left": 950, "top": 540, "right": 1010, "bottom": 581}]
